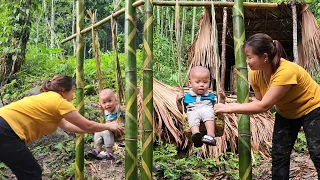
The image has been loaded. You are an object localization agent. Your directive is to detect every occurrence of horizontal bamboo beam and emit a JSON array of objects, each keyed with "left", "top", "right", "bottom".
[
  {"left": 61, "top": 0, "right": 279, "bottom": 44},
  {"left": 153, "top": 1, "right": 278, "bottom": 8},
  {"left": 61, "top": 0, "right": 144, "bottom": 44}
]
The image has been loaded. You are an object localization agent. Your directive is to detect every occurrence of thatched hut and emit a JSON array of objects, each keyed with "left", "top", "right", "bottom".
[
  {"left": 137, "top": 2, "right": 320, "bottom": 159},
  {"left": 189, "top": 2, "right": 320, "bottom": 92}
]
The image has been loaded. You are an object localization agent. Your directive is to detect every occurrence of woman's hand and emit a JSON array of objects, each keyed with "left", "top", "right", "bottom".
[
  {"left": 214, "top": 103, "right": 232, "bottom": 113},
  {"left": 106, "top": 121, "right": 125, "bottom": 136}
]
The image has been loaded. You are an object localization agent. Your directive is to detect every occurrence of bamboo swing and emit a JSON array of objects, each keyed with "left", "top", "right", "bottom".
[{"left": 175, "top": 1, "right": 225, "bottom": 138}]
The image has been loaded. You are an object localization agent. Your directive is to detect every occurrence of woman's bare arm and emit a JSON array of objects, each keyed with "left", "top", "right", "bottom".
[{"left": 214, "top": 85, "right": 291, "bottom": 114}]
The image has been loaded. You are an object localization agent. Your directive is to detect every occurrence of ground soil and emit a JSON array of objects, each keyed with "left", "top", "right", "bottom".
[{"left": 1, "top": 134, "right": 318, "bottom": 180}]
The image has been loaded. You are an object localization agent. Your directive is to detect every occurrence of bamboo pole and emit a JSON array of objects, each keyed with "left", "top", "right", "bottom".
[
  {"left": 221, "top": 4, "right": 227, "bottom": 90},
  {"left": 175, "top": 0, "right": 183, "bottom": 92},
  {"left": 211, "top": 3, "right": 220, "bottom": 97},
  {"left": 233, "top": 0, "right": 252, "bottom": 179},
  {"left": 61, "top": 0, "right": 144, "bottom": 44},
  {"left": 124, "top": 0, "right": 138, "bottom": 179},
  {"left": 141, "top": 0, "right": 154, "bottom": 179},
  {"left": 153, "top": 1, "right": 278, "bottom": 7},
  {"left": 191, "top": 1, "right": 196, "bottom": 43},
  {"left": 181, "top": 1, "right": 186, "bottom": 53},
  {"left": 88, "top": 10, "right": 104, "bottom": 121},
  {"left": 112, "top": 0, "right": 125, "bottom": 105},
  {"left": 75, "top": 0, "right": 85, "bottom": 179},
  {"left": 291, "top": 0, "right": 299, "bottom": 64},
  {"left": 61, "top": 1, "right": 279, "bottom": 44}
]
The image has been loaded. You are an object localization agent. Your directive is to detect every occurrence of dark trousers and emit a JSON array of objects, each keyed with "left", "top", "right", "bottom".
[
  {"left": 272, "top": 107, "right": 320, "bottom": 180},
  {"left": 0, "top": 117, "right": 42, "bottom": 180}
]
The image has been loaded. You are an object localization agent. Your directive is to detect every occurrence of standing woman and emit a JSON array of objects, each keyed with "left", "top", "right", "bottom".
[
  {"left": 0, "top": 75, "right": 125, "bottom": 179},
  {"left": 214, "top": 33, "right": 320, "bottom": 179}
]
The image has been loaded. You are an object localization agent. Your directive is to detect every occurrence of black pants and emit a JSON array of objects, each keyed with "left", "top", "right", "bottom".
[
  {"left": 272, "top": 107, "right": 320, "bottom": 180},
  {"left": 0, "top": 117, "right": 42, "bottom": 180}
]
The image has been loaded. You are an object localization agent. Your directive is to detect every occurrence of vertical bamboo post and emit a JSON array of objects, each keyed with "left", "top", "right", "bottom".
[
  {"left": 124, "top": 0, "right": 138, "bottom": 179},
  {"left": 191, "top": 0, "right": 196, "bottom": 43},
  {"left": 291, "top": 0, "right": 299, "bottom": 64},
  {"left": 221, "top": 3, "right": 227, "bottom": 90},
  {"left": 232, "top": 0, "right": 252, "bottom": 179},
  {"left": 112, "top": 0, "right": 125, "bottom": 105},
  {"left": 75, "top": 0, "right": 85, "bottom": 179},
  {"left": 175, "top": 0, "right": 183, "bottom": 91},
  {"left": 141, "top": 0, "right": 154, "bottom": 179},
  {"left": 88, "top": 10, "right": 104, "bottom": 121},
  {"left": 211, "top": 3, "right": 220, "bottom": 97}
]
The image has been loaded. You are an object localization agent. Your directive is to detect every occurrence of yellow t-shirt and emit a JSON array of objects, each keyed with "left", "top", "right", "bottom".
[
  {"left": 249, "top": 58, "right": 320, "bottom": 119},
  {"left": 0, "top": 91, "right": 76, "bottom": 144}
]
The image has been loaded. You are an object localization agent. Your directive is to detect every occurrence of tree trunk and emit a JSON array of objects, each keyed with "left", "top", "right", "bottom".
[{"left": 0, "top": 0, "right": 32, "bottom": 87}]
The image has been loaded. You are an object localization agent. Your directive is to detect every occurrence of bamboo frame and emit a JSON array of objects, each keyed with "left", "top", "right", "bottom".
[
  {"left": 61, "top": 1, "right": 279, "bottom": 44},
  {"left": 153, "top": 1, "right": 278, "bottom": 7},
  {"left": 141, "top": 0, "right": 154, "bottom": 179},
  {"left": 232, "top": 0, "right": 252, "bottom": 179},
  {"left": 75, "top": 0, "right": 85, "bottom": 179},
  {"left": 124, "top": 0, "right": 138, "bottom": 179},
  {"left": 292, "top": 0, "right": 299, "bottom": 63}
]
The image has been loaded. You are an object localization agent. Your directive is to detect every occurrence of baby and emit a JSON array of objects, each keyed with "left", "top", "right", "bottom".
[
  {"left": 88, "top": 89, "right": 125, "bottom": 160},
  {"left": 176, "top": 66, "right": 225, "bottom": 147}
]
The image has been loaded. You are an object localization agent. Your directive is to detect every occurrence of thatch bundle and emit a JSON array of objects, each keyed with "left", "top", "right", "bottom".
[
  {"left": 138, "top": 79, "right": 274, "bottom": 158},
  {"left": 187, "top": 8, "right": 218, "bottom": 79},
  {"left": 300, "top": 5, "right": 320, "bottom": 76}
]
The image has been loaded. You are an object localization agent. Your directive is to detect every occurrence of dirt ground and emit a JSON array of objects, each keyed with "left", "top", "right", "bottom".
[{"left": 1, "top": 133, "right": 318, "bottom": 180}]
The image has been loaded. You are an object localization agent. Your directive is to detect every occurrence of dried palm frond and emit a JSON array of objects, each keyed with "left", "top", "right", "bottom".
[
  {"left": 188, "top": 8, "right": 217, "bottom": 79},
  {"left": 301, "top": 5, "right": 320, "bottom": 76},
  {"left": 138, "top": 79, "right": 274, "bottom": 158}
]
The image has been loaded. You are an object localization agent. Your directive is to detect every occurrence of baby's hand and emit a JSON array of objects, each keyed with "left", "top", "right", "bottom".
[
  {"left": 176, "top": 92, "right": 184, "bottom": 101},
  {"left": 218, "top": 88, "right": 226, "bottom": 99}
]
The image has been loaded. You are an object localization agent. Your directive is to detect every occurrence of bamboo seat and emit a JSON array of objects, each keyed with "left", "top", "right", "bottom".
[{"left": 184, "top": 116, "right": 225, "bottom": 139}]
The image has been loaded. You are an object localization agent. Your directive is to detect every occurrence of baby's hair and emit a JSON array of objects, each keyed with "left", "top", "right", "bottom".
[
  {"left": 189, "top": 66, "right": 210, "bottom": 79},
  {"left": 99, "top": 89, "right": 115, "bottom": 97},
  {"left": 41, "top": 75, "right": 75, "bottom": 93}
]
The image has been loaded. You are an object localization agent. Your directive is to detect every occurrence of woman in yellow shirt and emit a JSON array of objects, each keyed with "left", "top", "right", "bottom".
[
  {"left": 0, "top": 75, "right": 125, "bottom": 179},
  {"left": 215, "top": 33, "right": 320, "bottom": 179}
]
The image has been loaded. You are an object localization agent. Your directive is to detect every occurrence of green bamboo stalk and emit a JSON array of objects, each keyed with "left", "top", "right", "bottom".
[
  {"left": 75, "top": 0, "right": 84, "bottom": 179},
  {"left": 232, "top": 0, "right": 252, "bottom": 179},
  {"left": 141, "top": 0, "right": 154, "bottom": 179},
  {"left": 124, "top": 0, "right": 138, "bottom": 180}
]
